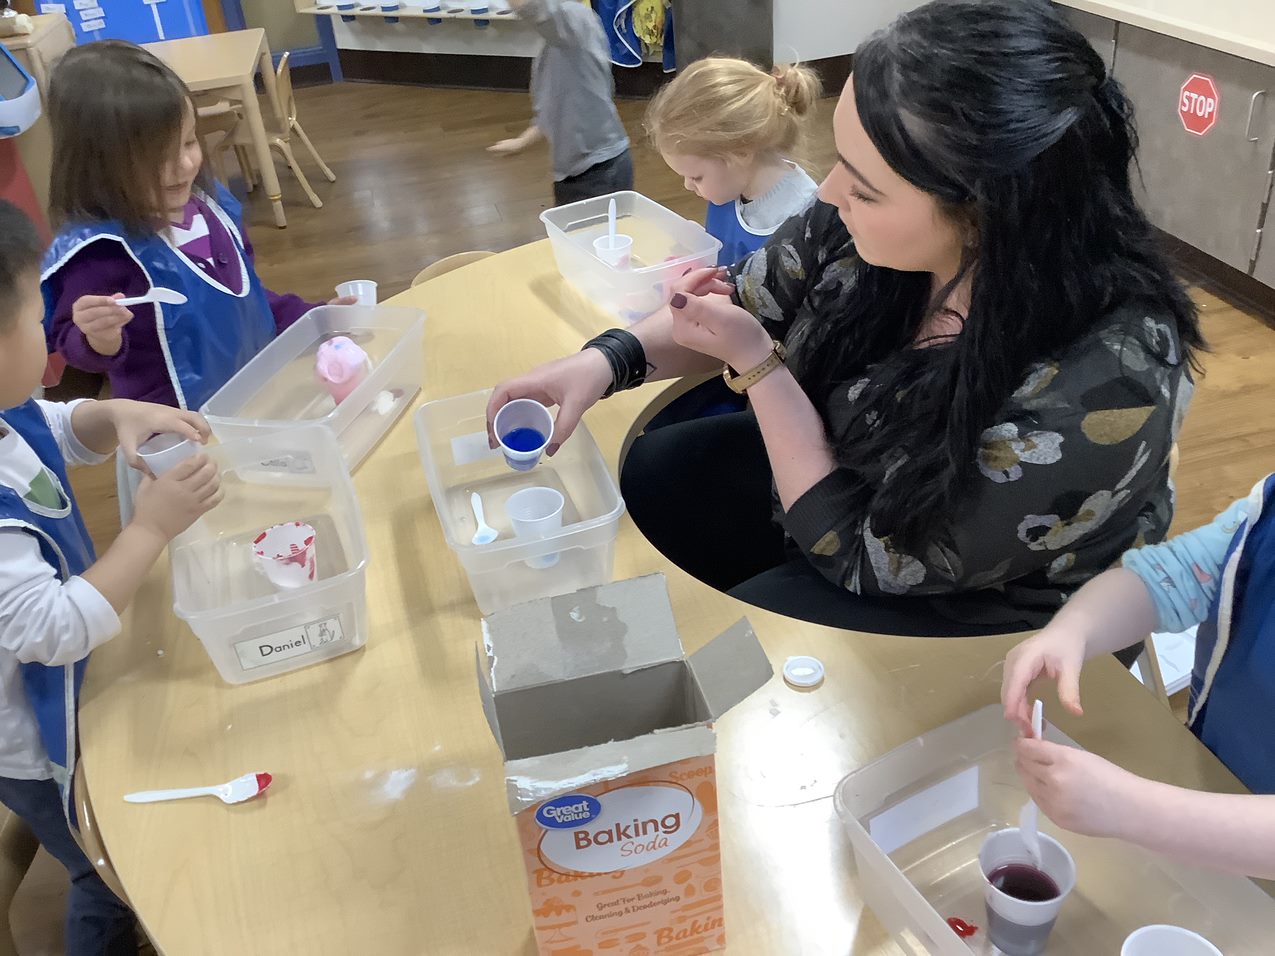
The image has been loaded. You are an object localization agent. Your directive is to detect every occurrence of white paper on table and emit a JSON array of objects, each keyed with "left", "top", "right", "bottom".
[
  {"left": 867, "top": 765, "right": 980, "bottom": 855},
  {"left": 1132, "top": 625, "right": 1198, "bottom": 696}
]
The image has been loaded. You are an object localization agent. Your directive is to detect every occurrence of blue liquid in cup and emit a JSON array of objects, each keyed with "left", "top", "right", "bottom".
[{"left": 502, "top": 427, "right": 547, "bottom": 452}]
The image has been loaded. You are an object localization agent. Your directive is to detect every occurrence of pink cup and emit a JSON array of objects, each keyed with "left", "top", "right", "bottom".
[{"left": 315, "top": 336, "right": 370, "bottom": 405}]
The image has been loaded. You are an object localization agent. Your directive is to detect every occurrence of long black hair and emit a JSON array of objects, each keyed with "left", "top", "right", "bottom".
[{"left": 797, "top": 0, "right": 1203, "bottom": 549}]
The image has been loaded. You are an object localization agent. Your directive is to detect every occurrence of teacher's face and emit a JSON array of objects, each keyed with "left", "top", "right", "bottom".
[{"left": 818, "top": 76, "right": 965, "bottom": 278}]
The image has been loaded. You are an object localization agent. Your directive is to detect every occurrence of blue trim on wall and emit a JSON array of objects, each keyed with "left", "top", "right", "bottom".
[
  {"left": 219, "top": 0, "right": 248, "bottom": 32},
  {"left": 313, "top": 14, "right": 344, "bottom": 83}
]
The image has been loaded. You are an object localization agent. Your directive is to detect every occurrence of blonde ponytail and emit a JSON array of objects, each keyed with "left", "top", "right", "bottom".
[{"left": 645, "top": 57, "right": 822, "bottom": 163}]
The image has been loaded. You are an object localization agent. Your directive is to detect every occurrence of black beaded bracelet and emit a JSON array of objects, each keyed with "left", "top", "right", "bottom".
[{"left": 582, "top": 329, "right": 648, "bottom": 398}]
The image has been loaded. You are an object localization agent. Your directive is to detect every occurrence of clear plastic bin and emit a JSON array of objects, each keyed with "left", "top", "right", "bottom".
[
  {"left": 415, "top": 389, "right": 625, "bottom": 614},
  {"left": 539, "top": 191, "right": 722, "bottom": 324},
  {"left": 833, "top": 706, "right": 1275, "bottom": 954},
  {"left": 201, "top": 304, "right": 425, "bottom": 470},
  {"left": 170, "top": 426, "right": 369, "bottom": 685}
]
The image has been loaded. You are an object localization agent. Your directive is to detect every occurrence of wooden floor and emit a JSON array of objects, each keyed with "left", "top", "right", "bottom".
[{"left": 13, "top": 80, "right": 1275, "bottom": 953}]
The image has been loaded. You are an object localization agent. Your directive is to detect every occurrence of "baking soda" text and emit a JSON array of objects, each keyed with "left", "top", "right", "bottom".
[{"left": 572, "top": 813, "right": 681, "bottom": 849}]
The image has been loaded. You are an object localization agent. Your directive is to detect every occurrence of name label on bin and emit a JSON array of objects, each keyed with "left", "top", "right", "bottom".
[{"left": 234, "top": 616, "right": 345, "bottom": 671}]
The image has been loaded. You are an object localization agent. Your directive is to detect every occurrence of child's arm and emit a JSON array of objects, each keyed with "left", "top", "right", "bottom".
[
  {"left": 1001, "top": 496, "right": 1248, "bottom": 732},
  {"left": 489, "top": 125, "right": 543, "bottom": 156},
  {"left": 82, "top": 456, "right": 221, "bottom": 612},
  {"left": 1016, "top": 736, "right": 1275, "bottom": 879},
  {"left": 0, "top": 455, "right": 220, "bottom": 663},
  {"left": 49, "top": 398, "right": 209, "bottom": 470},
  {"left": 46, "top": 243, "right": 148, "bottom": 365}
]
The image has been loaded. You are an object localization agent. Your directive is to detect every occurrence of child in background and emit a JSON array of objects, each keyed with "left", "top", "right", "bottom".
[
  {"left": 645, "top": 57, "right": 821, "bottom": 266},
  {"left": 489, "top": 0, "right": 633, "bottom": 205},
  {"left": 0, "top": 201, "right": 222, "bottom": 954},
  {"left": 42, "top": 41, "right": 350, "bottom": 414},
  {"left": 1001, "top": 474, "right": 1275, "bottom": 879}
]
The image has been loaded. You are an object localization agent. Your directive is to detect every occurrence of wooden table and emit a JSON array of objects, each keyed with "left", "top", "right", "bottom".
[
  {"left": 79, "top": 242, "right": 1265, "bottom": 953},
  {"left": 144, "top": 29, "right": 288, "bottom": 228}
]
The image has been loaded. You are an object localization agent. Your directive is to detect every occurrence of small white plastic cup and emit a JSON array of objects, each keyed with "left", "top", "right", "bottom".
[
  {"left": 1121, "top": 925, "right": 1222, "bottom": 956},
  {"left": 493, "top": 399, "right": 554, "bottom": 472},
  {"left": 979, "top": 827, "right": 1076, "bottom": 956},
  {"left": 138, "top": 433, "right": 199, "bottom": 476},
  {"left": 251, "top": 522, "right": 318, "bottom": 590},
  {"left": 335, "top": 279, "right": 378, "bottom": 307},
  {"left": 505, "top": 486, "right": 564, "bottom": 569},
  {"left": 593, "top": 233, "right": 634, "bottom": 269}
]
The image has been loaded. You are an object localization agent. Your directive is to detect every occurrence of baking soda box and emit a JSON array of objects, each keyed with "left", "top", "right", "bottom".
[{"left": 476, "top": 574, "right": 773, "bottom": 955}]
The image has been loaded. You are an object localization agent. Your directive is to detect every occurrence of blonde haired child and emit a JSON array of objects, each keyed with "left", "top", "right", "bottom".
[{"left": 646, "top": 57, "right": 822, "bottom": 266}]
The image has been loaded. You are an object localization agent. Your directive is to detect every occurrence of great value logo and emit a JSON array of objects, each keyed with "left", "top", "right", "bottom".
[
  {"left": 536, "top": 794, "right": 602, "bottom": 830},
  {"left": 537, "top": 784, "right": 702, "bottom": 874}
]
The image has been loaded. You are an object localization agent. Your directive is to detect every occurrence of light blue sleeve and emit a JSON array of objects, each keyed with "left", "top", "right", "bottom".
[{"left": 1122, "top": 497, "right": 1250, "bottom": 633}]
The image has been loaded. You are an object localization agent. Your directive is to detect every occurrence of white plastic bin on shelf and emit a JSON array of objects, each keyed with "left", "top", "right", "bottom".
[
  {"left": 415, "top": 388, "right": 624, "bottom": 614},
  {"left": 170, "top": 426, "right": 369, "bottom": 685},
  {"left": 539, "top": 191, "right": 722, "bottom": 324},
  {"left": 201, "top": 304, "right": 425, "bottom": 470},
  {"left": 832, "top": 706, "right": 1275, "bottom": 955}
]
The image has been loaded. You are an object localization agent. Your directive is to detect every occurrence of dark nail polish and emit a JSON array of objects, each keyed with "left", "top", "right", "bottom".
[{"left": 670, "top": 293, "right": 687, "bottom": 309}]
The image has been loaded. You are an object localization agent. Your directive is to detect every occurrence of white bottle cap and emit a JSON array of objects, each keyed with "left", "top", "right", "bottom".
[{"left": 783, "top": 655, "right": 824, "bottom": 689}]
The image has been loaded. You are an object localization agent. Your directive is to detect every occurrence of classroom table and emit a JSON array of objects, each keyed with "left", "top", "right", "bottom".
[
  {"left": 143, "top": 29, "right": 288, "bottom": 229},
  {"left": 78, "top": 241, "right": 1269, "bottom": 953}
]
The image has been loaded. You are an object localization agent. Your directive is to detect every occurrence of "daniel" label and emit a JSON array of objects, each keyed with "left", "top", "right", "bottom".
[{"left": 234, "top": 616, "right": 345, "bottom": 671}]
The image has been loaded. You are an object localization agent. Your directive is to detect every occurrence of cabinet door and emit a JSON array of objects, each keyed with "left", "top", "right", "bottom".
[
  {"left": 1061, "top": 6, "right": 1117, "bottom": 73},
  {"left": 1254, "top": 198, "right": 1275, "bottom": 287},
  {"left": 1114, "top": 26, "right": 1275, "bottom": 273}
]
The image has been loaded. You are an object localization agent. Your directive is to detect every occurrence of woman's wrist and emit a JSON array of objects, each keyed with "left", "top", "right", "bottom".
[{"left": 582, "top": 328, "right": 649, "bottom": 397}]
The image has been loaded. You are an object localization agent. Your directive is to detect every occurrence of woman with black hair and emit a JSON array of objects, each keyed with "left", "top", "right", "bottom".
[{"left": 486, "top": 0, "right": 1204, "bottom": 636}]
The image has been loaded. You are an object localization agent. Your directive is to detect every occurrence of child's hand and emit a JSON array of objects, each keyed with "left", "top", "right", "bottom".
[
  {"left": 488, "top": 138, "right": 526, "bottom": 156},
  {"left": 108, "top": 400, "right": 210, "bottom": 472},
  {"left": 1015, "top": 737, "right": 1141, "bottom": 839},
  {"left": 1001, "top": 625, "right": 1087, "bottom": 734},
  {"left": 72, "top": 293, "right": 133, "bottom": 357},
  {"left": 328, "top": 295, "right": 359, "bottom": 306},
  {"left": 131, "top": 455, "right": 222, "bottom": 541}
]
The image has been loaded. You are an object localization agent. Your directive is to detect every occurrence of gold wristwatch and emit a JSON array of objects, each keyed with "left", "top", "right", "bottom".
[{"left": 722, "top": 341, "right": 787, "bottom": 394}]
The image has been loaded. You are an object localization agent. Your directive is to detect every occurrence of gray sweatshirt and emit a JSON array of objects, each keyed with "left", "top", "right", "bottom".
[{"left": 521, "top": 0, "right": 630, "bottom": 181}]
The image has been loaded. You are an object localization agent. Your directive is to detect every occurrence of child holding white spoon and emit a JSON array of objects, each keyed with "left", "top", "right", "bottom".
[
  {"left": 42, "top": 41, "right": 352, "bottom": 411},
  {"left": 0, "top": 201, "right": 222, "bottom": 953},
  {"left": 1001, "top": 475, "right": 1275, "bottom": 879}
]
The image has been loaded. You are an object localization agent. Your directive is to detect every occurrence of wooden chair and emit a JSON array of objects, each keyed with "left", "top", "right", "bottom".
[
  {"left": 0, "top": 809, "right": 38, "bottom": 956},
  {"left": 194, "top": 98, "right": 256, "bottom": 191},
  {"left": 411, "top": 251, "right": 496, "bottom": 286}
]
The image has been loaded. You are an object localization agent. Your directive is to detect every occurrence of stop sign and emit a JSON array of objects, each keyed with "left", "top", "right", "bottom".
[{"left": 1179, "top": 73, "right": 1220, "bottom": 136}]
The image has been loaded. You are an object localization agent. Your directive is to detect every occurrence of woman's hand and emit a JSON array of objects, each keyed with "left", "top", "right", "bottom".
[
  {"left": 106, "top": 400, "right": 210, "bottom": 471},
  {"left": 1015, "top": 737, "right": 1141, "bottom": 839},
  {"left": 668, "top": 267, "right": 773, "bottom": 371},
  {"left": 72, "top": 293, "right": 133, "bottom": 357},
  {"left": 486, "top": 348, "right": 613, "bottom": 455}
]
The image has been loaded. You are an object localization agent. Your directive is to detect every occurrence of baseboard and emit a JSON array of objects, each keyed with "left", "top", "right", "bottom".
[{"left": 1157, "top": 229, "right": 1275, "bottom": 320}]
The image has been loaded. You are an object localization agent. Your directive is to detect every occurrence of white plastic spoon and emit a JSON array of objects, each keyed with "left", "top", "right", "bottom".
[
  {"left": 1019, "top": 699, "right": 1045, "bottom": 867},
  {"left": 115, "top": 287, "right": 188, "bottom": 308},
  {"left": 123, "top": 771, "right": 272, "bottom": 805},
  {"left": 470, "top": 492, "right": 499, "bottom": 545},
  {"left": 607, "top": 197, "right": 617, "bottom": 244}
]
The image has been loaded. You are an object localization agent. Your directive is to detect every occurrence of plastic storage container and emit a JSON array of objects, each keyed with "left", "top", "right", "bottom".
[
  {"left": 201, "top": 304, "right": 425, "bottom": 470},
  {"left": 171, "top": 426, "right": 369, "bottom": 685},
  {"left": 539, "top": 191, "right": 722, "bottom": 324},
  {"left": 833, "top": 706, "right": 1275, "bottom": 955},
  {"left": 415, "top": 388, "right": 624, "bottom": 614}
]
